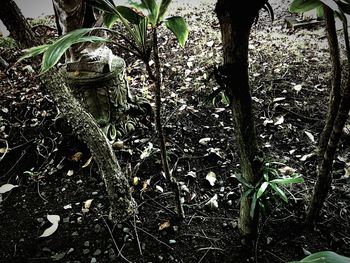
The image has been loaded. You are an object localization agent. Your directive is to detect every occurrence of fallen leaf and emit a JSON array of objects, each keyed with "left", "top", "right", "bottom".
[
  {"left": 155, "top": 185, "right": 164, "bottom": 193},
  {"left": 82, "top": 156, "right": 93, "bottom": 168},
  {"left": 140, "top": 143, "right": 153, "bottom": 159},
  {"left": 278, "top": 166, "right": 296, "bottom": 175},
  {"left": 304, "top": 131, "right": 315, "bottom": 143},
  {"left": 84, "top": 199, "right": 94, "bottom": 209},
  {"left": 159, "top": 220, "right": 171, "bottom": 230},
  {"left": 293, "top": 84, "right": 302, "bottom": 92},
  {"left": 274, "top": 116, "right": 284, "bottom": 125},
  {"left": 67, "top": 170, "right": 74, "bottom": 176},
  {"left": 206, "top": 172, "right": 217, "bottom": 186},
  {"left": 186, "top": 171, "right": 197, "bottom": 178},
  {"left": 199, "top": 138, "right": 211, "bottom": 145},
  {"left": 205, "top": 194, "right": 218, "bottom": 210},
  {"left": 300, "top": 152, "right": 315, "bottom": 161},
  {"left": 40, "top": 215, "right": 60, "bottom": 238},
  {"left": 70, "top": 152, "right": 83, "bottom": 162},
  {"left": 0, "top": 184, "right": 18, "bottom": 194}
]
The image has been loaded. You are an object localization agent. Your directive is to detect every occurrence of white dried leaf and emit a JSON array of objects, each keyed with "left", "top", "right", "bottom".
[
  {"left": 186, "top": 171, "right": 197, "bottom": 178},
  {"left": 293, "top": 84, "right": 303, "bottom": 92},
  {"left": 140, "top": 143, "right": 153, "bottom": 160},
  {"left": 300, "top": 152, "right": 315, "bottom": 161},
  {"left": 199, "top": 138, "right": 211, "bottom": 145},
  {"left": 278, "top": 166, "right": 296, "bottom": 175},
  {"left": 304, "top": 131, "right": 315, "bottom": 143},
  {"left": 206, "top": 40, "right": 214, "bottom": 47},
  {"left": 84, "top": 199, "right": 94, "bottom": 209},
  {"left": 0, "top": 184, "right": 18, "bottom": 194},
  {"left": 272, "top": 97, "right": 286, "bottom": 103},
  {"left": 40, "top": 215, "right": 60, "bottom": 238},
  {"left": 155, "top": 185, "right": 164, "bottom": 193},
  {"left": 63, "top": 204, "right": 72, "bottom": 210},
  {"left": 67, "top": 170, "right": 74, "bottom": 176},
  {"left": 274, "top": 116, "right": 284, "bottom": 125},
  {"left": 205, "top": 194, "right": 218, "bottom": 210},
  {"left": 205, "top": 172, "right": 217, "bottom": 186}
]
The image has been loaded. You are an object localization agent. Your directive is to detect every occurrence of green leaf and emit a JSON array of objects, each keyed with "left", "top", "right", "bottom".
[
  {"left": 289, "top": 0, "right": 322, "bottom": 13},
  {"left": 116, "top": 6, "right": 143, "bottom": 25},
  {"left": 263, "top": 170, "right": 269, "bottom": 182},
  {"left": 86, "top": 0, "right": 116, "bottom": 14},
  {"left": 234, "top": 174, "right": 254, "bottom": 189},
  {"left": 141, "top": 0, "right": 159, "bottom": 26},
  {"left": 19, "top": 44, "right": 50, "bottom": 62},
  {"left": 288, "top": 251, "right": 350, "bottom": 263},
  {"left": 257, "top": 182, "right": 269, "bottom": 199},
  {"left": 103, "top": 13, "right": 119, "bottom": 28},
  {"left": 158, "top": 0, "right": 172, "bottom": 22},
  {"left": 270, "top": 176, "right": 304, "bottom": 184},
  {"left": 41, "top": 28, "right": 109, "bottom": 74},
  {"left": 270, "top": 183, "right": 288, "bottom": 203},
  {"left": 250, "top": 192, "right": 257, "bottom": 218},
  {"left": 165, "top": 16, "right": 189, "bottom": 47},
  {"left": 241, "top": 188, "right": 254, "bottom": 200}
]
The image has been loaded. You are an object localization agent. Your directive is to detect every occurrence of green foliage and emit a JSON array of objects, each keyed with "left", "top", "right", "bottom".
[
  {"left": 236, "top": 162, "right": 304, "bottom": 218},
  {"left": 0, "top": 37, "right": 17, "bottom": 48},
  {"left": 289, "top": 251, "right": 350, "bottom": 263},
  {"left": 165, "top": 16, "right": 189, "bottom": 47},
  {"left": 20, "top": 28, "right": 110, "bottom": 73}
]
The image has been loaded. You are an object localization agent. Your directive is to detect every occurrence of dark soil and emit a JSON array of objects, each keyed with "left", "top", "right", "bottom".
[{"left": 1, "top": 2, "right": 350, "bottom": 263}]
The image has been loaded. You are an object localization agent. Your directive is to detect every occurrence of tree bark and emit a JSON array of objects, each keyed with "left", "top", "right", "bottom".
[
  {"left": 215, "top": 0, "right": 264, "bottom": 239},
  {"left": 317, "top": 6, "right": 342, "bottom": 161},
  {"left": 42, "top": 70, "right": 135, "bottom": 223},
  {"left": 306, "top": 6, "right": 350, "bottom": 226},
  {"left": 0, "top": 0, "right": 40, "bottom": 48}
]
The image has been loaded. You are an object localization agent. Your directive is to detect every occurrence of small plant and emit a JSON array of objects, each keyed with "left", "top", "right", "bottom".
[
  {"left": 235, "top": 162, "right": 304, "bottom": 218},
  {"left": 289, "top": 251, "right": 350, "bottom": 263}
]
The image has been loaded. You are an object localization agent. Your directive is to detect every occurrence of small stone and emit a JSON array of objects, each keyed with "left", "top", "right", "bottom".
[
  {"left": 68, "top": 248, "right": 74, "bottom": 254},
  {"left": 94, "top": 224, "right": 102, "bottom": 233},
  {"left": 91, "top": 257, "right": 97, "bottom": 263},
  {"left": 158, "top": 255, "right": 164, "bottom": 261},
  {"left": 93, "top": 249, "right": 102, "bottom": 256},
  {"left": 169, "top": 239, "right": 176, "bottom": 244},
  {"left": 83, "top": 249, "right": 90, "bottom": 255},
  {"left": 267, "top": 237, "right": 273, "bottom": 245},
  {"left": 122, "top": 227, "right": 130, "bottom": 233},
  {"left": 92, "top": 191, "right": 98, "bottom": 196},
  {"left": 84, "top": 241, "right": 90, "bottom": 247},
  {"left": 72, "top": 231, "right": 79, "bottom": 236}
]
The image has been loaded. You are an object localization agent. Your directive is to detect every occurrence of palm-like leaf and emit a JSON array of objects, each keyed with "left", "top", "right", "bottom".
[{"left": 165, "top": 16, "right": 189, "bottom": 47}]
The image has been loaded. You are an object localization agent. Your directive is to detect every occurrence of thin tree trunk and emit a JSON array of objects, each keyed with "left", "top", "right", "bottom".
[
  {"left": 318, "top": 6, "right": 342, "bottom": 160},
  {"left": 306, "top": 6, "right": 350, "bottom": 225},
  {"left": 143, "top": 29, "right": 184, "bottom": 220},
  {"left": 215, "top": 0, "right": 264, "bottom": 239},
  {"left": 0, "top": 0, "right": 40, "bottom": 48},
  {"left": 42, "top": 70, "right": 135, "bottom": 222}
]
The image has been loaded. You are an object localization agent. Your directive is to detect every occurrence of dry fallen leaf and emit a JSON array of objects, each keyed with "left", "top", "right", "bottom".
[
  {"left": 274, "top": 116, "right": 284, "bottom": 125},
  {"left": 205, "top": 194, "right": 218, "bottom": 210},
  {"left": 278, "top": 166, "right": 296, "bottom": 175},
  {"left": 199, "top": 138, "right": 211, "bottom": 145},
  {"left": 70, "top": 152, "right": 83, "bottom": 162},
  {"left": 206, "top": 172, "right": 217, "bottom": 186},
  {"left": 159, "top": 220, "right": 171, "bottom": 231},
  {"left": 67, "top": 170, "right": 74, "bottom": 176},
  {"left": 304, "top": 131, "right": 315, "bottom": 143},
  {"left": 84, "top": 199, "right": 94, "bottom": 209},
  {"left": 82, "top": 156, "right": 93, "bottom": 168},
  {"left": 40, "top": 215, "right": 60, "bottom": 238},
  {"left": 0, "top": 184, "right": 18, "bottom": 194}
]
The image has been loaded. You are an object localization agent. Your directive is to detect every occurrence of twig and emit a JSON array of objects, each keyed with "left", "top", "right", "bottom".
[
  {"left": 132, "top": 212, "right": 143, "bottom": 256},
  {"left": 99, "top": 214, "right": 132, "bottom": 263},
  {"left": 37, "top": 181, "right": 48, "bottom": 203},
  {"left": 134, "top": 225, "right": 174, "bottom": 250},
  {"left": 0, "top": 55, "right": 9, "bottom": 69}
]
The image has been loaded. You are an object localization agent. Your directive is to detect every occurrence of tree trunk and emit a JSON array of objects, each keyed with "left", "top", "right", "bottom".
[
  {"left": 0, "top": 0, "right": 40, "bottom": 48},
  {"left": 215, "top": 0, "right": 264, "bottom": 239},
  {"left": 42, "top": 70, "right": 135, "bottom": 223},
  {"left": 306, "top": 6, "right": 350, "bottom": 225},
  {"left": 317, "top": 6, "right": 342, "bottom": 161}
]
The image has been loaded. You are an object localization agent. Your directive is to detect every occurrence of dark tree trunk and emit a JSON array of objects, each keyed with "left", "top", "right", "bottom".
[
  {"left": 0, "top": 0, "right": 40, "bottom": 48},
  {"left": 317, "top": 6, "right": 342, "bottom": 161},
  {"left": 306, "top": 6, "right": 350, "bottom": 225},
  {"left": 42, "top": 70, "right": 135, "bottom": 223},
  {"left": 215, "top": 0, "right": 264, "bottom": 239}
]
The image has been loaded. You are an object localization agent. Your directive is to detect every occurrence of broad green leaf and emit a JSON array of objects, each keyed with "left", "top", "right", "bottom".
[
  {"left": 141, "top": 0, "right": 159, "bottom": 26},
  {"left": 250, "top": 192, "right": 257, "bottom": 218},
  {"left": 116, "top": 6, "right": 143, "bottom": 25},
  {"left": 41, "top": 28, "right": 110, "bottom": 73},
  {"left": 234, "top": 174, "right": 254, "bottom": 189},
  {"left": 103, "top": 12, "right": 119, "bottom": 28},
  {"left": 86, "top": 0, "right": 116, "bottom": 14},
  {"left": 158, "top": 0, "right": 172, "bottom": 22},
  {"left": 19, "top": 44, "right": 50, "bottom": 62},
  {"left": 270, "top": 176, "right": 304, "bottom": 184},
  {"left": 270, "top": 183, "right": 288, "bottom": 203},
  {"left": 165, "top": 16, "right": 189, "bottom": 47},
  {"left": 241, "top": 188, "right": 254, "bottom": 200},
  {"left": 289, "top": 0, "right": 322, "bottom": 13},
  {"left": 316, "top": 5, "right": 325, "bottom": 18},
  {"left": 288, "top": 251, "right": 350, "bottom": 263},
  {"left": 263, "top": 170, "right": 269, "bottom": 182},
  {"left": 257, "top": 182, "right": 269, "bottom": 199}
]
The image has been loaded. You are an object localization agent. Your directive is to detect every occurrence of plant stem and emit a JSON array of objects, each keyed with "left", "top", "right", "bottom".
[{"left": 144, "top": 28, "right": 184, "bottom": 220}]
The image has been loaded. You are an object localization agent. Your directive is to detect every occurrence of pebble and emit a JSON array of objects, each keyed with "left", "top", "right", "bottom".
[
  {"left": 91, "top": 257, "right": 97, "bottom": 263},
  {"left": 72, "top": 231, "right": 78, "bottom": 236},
  {"left": 94, "top": 224, "right": 102, "bottom": 233},
  {"left": 93, "top": 249, "right": 102, "bottom": 256},
  {"left": 169, "top": 239, "right": 176, "bottom": 244}
]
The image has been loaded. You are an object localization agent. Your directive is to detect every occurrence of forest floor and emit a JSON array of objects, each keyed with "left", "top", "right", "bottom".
[{"left": 1, "top": 1, "right": 350, "bottom": 263}]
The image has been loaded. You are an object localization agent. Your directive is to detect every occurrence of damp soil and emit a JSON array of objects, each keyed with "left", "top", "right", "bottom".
[{"left": 1, "top": 1, "right": 350, "bottom": 263}]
